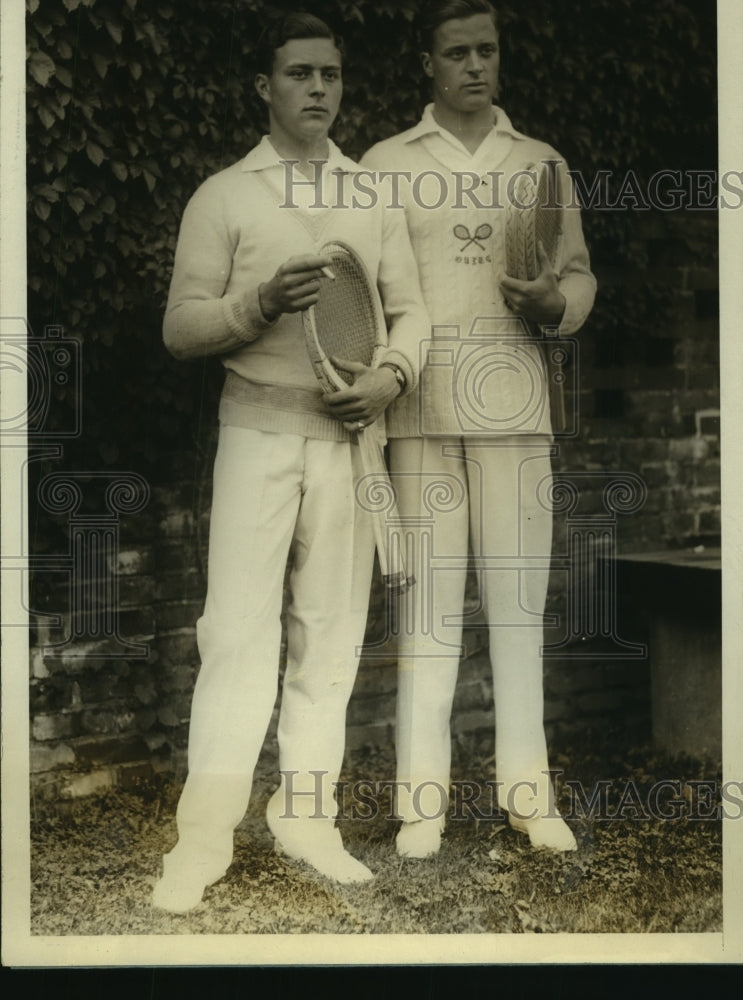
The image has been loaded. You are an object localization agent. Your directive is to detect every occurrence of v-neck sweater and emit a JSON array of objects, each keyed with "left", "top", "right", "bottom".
[{"left": 163, "top": 137, "right": 429, "bottom": 442}]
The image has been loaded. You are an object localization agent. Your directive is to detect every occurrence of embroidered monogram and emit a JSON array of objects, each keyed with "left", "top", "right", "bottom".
[{"left": 453, "top": 223, "right": 493, "bottom": 251}]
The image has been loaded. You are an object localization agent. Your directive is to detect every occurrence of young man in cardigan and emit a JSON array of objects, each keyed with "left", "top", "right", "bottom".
[
  {"left": 362, "top": 0, "right": 596, "bottom": 858},
  {"left": 153, "top": 12, "right": 428, "bottom": 913}
]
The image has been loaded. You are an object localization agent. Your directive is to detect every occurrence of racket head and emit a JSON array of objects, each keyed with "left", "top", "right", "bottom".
[
  {"left": 302, "top": 241, "right": 386, "bottom": 394},
  {"left": 504, "top": 160, "right": 563, "bottom": 281}
]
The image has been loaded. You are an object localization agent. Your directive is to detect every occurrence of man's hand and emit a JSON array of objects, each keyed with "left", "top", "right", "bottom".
[
  {"left": 325, "top": 360, "right": 401, "bottom": 431},
  {"left": 258, "top": 254, "right": 335, "bottom": 322},
  {"left": 499, "top": 242, "right": 566, "bottom": 327}
]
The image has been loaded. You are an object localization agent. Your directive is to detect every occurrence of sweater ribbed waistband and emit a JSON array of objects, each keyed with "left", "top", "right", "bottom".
[
  {"left": 222, "top": 369, "right": 330, "bottom": 413},
  {"left": 219, "top": 370, "right": 352, "bottom": 442}
]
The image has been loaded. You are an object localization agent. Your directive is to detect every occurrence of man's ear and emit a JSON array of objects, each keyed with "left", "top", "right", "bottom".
[
  {"left": 420, "top": 52, "right": 434, "bottom": 79},
  {"left": 255, "top": 73, "right": 270, "bottom": 104}
]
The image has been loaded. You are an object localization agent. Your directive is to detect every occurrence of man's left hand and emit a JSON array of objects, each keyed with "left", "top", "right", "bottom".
[
  {"left": 499, "top": 241, "right": 566, "bottom": 327},
  {"left": 325, "top": 360, "right": 401, "bottom": 431}
]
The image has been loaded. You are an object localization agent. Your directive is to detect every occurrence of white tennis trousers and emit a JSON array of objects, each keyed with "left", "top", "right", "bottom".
[
  {"left": 389, "top": 435, "right": 556, "bottom": 824},
  {"left": 171, "top": 425, "right": 375, "bottom": 877}
]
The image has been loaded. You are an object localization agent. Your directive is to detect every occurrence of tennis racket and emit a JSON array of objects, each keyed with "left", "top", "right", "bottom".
[
  {"left": 504, "top": 159, "right": 562, "bottom": 281},
  {"left": 302, "top": 240, "right": 414, "bottom": 596},
  {"left": 504, "top": 160, "right": 567, "bottom": 430}
]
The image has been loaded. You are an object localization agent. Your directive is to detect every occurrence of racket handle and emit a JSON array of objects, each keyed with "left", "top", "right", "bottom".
[{"left": 356, "top": 426, "right": 415, "bottom": 596}]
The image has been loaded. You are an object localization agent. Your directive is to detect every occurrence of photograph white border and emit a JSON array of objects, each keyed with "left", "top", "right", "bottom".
[{"left": 3, "top": 0, "right": 742, "bottom": 967}]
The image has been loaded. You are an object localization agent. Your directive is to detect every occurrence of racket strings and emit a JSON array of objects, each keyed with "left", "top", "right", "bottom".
[{"left": 313, "top": 256, "right": 379, "bottom": 384}]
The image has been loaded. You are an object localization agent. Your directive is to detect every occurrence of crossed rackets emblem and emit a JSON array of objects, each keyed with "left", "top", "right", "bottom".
[{"left": 454, "top": 223, "right": 493, "bottom": 251}]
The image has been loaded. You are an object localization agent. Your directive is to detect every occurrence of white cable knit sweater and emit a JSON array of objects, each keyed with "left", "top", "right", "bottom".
[{"left": 361, "top": 106, "right": 597, "bottom": 438}]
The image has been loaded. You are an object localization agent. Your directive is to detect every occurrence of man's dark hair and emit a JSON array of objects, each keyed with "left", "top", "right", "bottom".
[
  {"left": 418, "top": 0, "right": 499, "bottom": 52},
  {"left": 254, "top": 12, "right": 342, "bottom": 76}
]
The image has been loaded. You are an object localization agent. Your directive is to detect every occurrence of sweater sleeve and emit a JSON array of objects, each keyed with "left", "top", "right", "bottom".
[
  {"left": 374, "top": 202, "right": 431, "bottom": 394},
  {"left": 163, "top": 176, "right": 277, "bottom": 361},
  {"left": 554, "top": 157, "right": 597, "bottom": 336}
]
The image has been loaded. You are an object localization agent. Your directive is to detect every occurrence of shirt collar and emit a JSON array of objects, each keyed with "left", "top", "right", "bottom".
[
  {"left": 403, "top": 103, "right": 527, "bottom": 145},
  {"left": 241, "top": 134, "right": 357, "bottom": 173}
]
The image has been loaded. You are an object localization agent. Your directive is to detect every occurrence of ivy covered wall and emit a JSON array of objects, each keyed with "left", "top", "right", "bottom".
[
  {"left": 25, "top": 0, "right": 720, "bottom": 795},
  {"left": 26, "top": 0, "right": 717, "bottom": 471}
]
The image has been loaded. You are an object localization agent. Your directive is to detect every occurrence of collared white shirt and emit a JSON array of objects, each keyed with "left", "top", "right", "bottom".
[
  {"left": 403, "top": 103, "right": 526, "bottom": 177},
  {"left": 241, "top": 135, "right": 357, "bottom": 213}
]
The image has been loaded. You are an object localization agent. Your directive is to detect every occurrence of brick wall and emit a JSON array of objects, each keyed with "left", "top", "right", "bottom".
[
  {"left": 28, "top": 208, "right": 719, "bottom": 798},
  {"left": 560, "top": 211, "right": 720, "bottom": 552}
]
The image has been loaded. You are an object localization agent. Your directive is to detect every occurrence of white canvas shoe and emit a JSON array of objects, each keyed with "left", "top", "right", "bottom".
[
  {"left": 509, "top": 813, "right": 577, "bottom": 852},
  {"left": 395, "top": 818, "right": 444, "bottom": 858},
  {"left": 266, "top": 790, "right": 374, "bottom": 884},
  {"left": 151, "top": 851, "right": 227, "bottom": 914}
]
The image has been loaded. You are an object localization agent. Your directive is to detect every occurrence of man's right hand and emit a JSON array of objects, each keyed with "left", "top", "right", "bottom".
[{"left": 258, "top": 254, "right": 335, "bottom": 322}]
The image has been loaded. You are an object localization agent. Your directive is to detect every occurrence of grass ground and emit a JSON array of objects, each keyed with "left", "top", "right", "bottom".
[{"left": 30, "top": 735, "right": 722, "bottom": 936}]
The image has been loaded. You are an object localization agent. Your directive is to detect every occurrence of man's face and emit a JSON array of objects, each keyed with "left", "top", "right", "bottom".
[
  {"left": 256, "top": 37, "right": 343, "bottom": 145},
  {"left": 422, "top": 14, "right": 500, "bottom": 115}
]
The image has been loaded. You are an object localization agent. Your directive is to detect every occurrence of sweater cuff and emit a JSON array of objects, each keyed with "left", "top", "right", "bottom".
[
  {"left": 222, "top": 287, "right": 279, "bottom": 344},
  {"left": 376, "top": 346, "right": 417, "bottom": 395},
  {"left": 556, "top": 294, "right": 589, "bottom": 337},
  {"left": 555, "top": 275, "right": 595, "bottom": 336}
]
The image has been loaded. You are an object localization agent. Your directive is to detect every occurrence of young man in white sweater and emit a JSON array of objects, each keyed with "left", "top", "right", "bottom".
[
  {"left": 362, "top": 0, "right": 596, "bottom": 858},
  {"left": 153, "top": 12, "right": 428, "bottom": 913}
]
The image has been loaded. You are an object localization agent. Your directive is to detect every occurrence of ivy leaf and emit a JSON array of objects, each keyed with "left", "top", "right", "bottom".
[
  {"left": 33, "top": 199, "right": 52, "bottom": 221},
  {"left": 111, "top": 162, "right": 128, "bottom": 181},
  {"left": 92, "top": 53, "right": 109, "bottom": 78},
  {"left": 37, "top": 105, "right": 56, "bottom": 129},
  {"left": 86, "top": 141, "right": 105, "bottom": 166},
  {"left": 55, "top": 66, "right": 74, "bottom": 89},
  {"left": 106, "top": 20, "right": 124, "bottom": 45},
  {"left": 28, "top": 51, "right": 56, "bottom": 87},
  {"left": 36, "top": 183, "right": 60, "bottom": 201},
  {"left": 141, "top": 159, "right": 162, "bottom": 179}
]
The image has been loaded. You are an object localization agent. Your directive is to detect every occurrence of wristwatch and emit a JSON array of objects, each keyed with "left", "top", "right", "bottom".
[{"left": 380, "top": 362, "right": 407, "bottom": 395}]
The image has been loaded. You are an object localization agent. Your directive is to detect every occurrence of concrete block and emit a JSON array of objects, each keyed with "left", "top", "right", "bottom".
[
  {"left": 113, "top": 548, "right": 154, "bottom": 576},
  {"left": 30, "top": 743, "right": 76, "bottom": 773},
  {"left": 32, "top": 713, "right": 75, "bottom": 742},
  {"left": 60, "top": 769, "right": 117, "bottom": 799}
]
